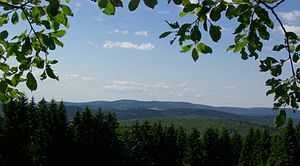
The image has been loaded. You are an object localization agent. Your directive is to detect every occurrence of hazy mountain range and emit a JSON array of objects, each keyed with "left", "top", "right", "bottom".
[{"left": 63, "top": 100, "right": 300, "bottom": 123}]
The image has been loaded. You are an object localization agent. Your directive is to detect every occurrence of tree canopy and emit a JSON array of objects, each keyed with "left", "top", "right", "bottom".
[{"left": 0, "top": 0, "right": 299, "bottom": 127}]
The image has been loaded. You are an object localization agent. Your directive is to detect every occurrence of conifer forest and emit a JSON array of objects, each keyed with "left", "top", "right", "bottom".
[{"left": 0, "top": 98, "right": 299, "bottom": 166}]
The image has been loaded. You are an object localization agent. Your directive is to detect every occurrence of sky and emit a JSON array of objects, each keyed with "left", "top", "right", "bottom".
[{"left": 18, "top": 0, "right": 300, "bottom": 107}]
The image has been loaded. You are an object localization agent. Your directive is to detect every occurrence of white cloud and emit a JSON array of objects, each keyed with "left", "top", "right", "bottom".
[
  {"left": 102, "top": 41, "right": 154, "bottom": 51},
  {"left": 225, "top": 95, "right": 241, "bottom": 100},
  {"left": 157, "top": 11, "right": 169, "bottom": 14},
  {"left": 107, "top": 29, "right": 128, "bottom": 34},
  {"left": 195, "top": 94, "right": 203, "bottom": 98},
  {"left": 279, "top": 10, "right": 300, "bottom": 22},
  {"left": 284, "top": 25, "right": 300, "bottom": 35},
  {"left": 61, "top": 74, "right": 94, "bottom": 81},
  {"left": 102, "top": 81, "right": 170, "bottom": 91},
  {"left": 225, "top": 85, "right": 236, "bottom": 89},
  {"left": 87, "top": 41, "right": 100, "bottom": 48},
  {"left": 92, "top": 14, "right": 104, "bottom": 22},
  {"left": 135, "top": 31, "right": 148, "bottom": 36},
  {"left": 83, "top": 77, "right": 94, "bottom": 81}
]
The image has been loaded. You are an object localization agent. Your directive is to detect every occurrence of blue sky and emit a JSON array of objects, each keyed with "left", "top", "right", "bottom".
[{"left": 20, "top": 0, "right": 300, "bottom": 107}]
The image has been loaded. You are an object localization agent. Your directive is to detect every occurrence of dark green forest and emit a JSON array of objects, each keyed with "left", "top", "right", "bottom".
[{"left": 0, "top": 98, "right": 300, "bottom": 166}]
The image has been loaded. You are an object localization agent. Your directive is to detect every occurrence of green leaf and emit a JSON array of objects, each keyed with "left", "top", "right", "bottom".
[
  {"left": 0, "top": 92, "right": 10, "bottom": 104},
  {"left": 159, "top": 31, "right": 172, "bottom": 39},
  {"left": 226, "top": 45, "right": 235, "bottom": 52},
  {"left": 103, "top": 1, "right": 116, "bottom": 15},
  {"left": 192, "top": 48, "right": 199, "bottom": 62},
  {"left": 293, "top": 53, "right": 299, "bottom": 63},
  {"left": 111, "top": 0, "right": 123, "bottom": 7},
  {"left": 203, "top": 20, "right": 208, "bottom": 31},
  {"left": 233, "top": 0, "right": 243, "bottom": 3},
  {"left": 47, "top": 0, "right": 60, "bottom": 16},
  {"left": 209, "top": 25, "right": 221, "bottom": 42},
  {"left": 296, "top": 45, "right": 300, "bottom": 52},
  {"left": 273, "top": 44, "right": 285, "bottom": 51},
  {"left": 210, "top": 7, "right": 221, "bottom": 22},
  {"left": 61, "top": 4, "right": 73, "bottom": 16},
  {"left": 258, "top": 25, "right": 270, "bottom": 40},
  {"left": 180, "top": 44, "right": 192, "bottom": 53},
  {"left": 40, "top": 71, "right": 47, "bottom": 80},
  {"left": 0, "top": 14, "right": 8, "bottom": 26},
  {"left": 183, "top": 4, "right": 197, "bottom": 12},
  {"left": 0, "top": 80, "right": 8, "bottom": 93},
  {"left": 178, "top": 23, "right": 191, "bottom": 36},
  {"left": 128, "top": 0, "right": 140, "bottom": 11},
  {"left": 274, "top": 110, "right": 286, "bottom": 128},
  {"left": 31, "top": 7, "right": 39, "bottom": 17},
  {"left": 225, "top": 5, "right": 236, "bottom": 20},
  {"left": 46, "top": 66, "right": 59, "bottom": 80},
  {"left": 34, "top": 56, "right": 45, "bottom": 69},
  {"left": 26, "top": 72, "right": 37, "bottom": 91},
  {"left": 240, "top": 48, "right": 248, "bottom": 60},
  {"left": 179, "top": 11, "right": 188, "bottom": 17},
  {"left": 0, "top": 30, "right": 8, "bottom": 40},
  {"left": 21, "top": 11, "right": 26, "bottom": 20},
  {"left": 11, "top": 12, "right": 19, "bottom": 25},
  {"left": 42, "top": 20, "right": 51, "bottom": 29},
  {"left": 287, "top": 32, "right": 298, "bottom": 40},
  {"left": 98, "top": 0, "right": 108, "bottom": 8},
  {"left": 48, "top": 60, "right": 58, "bottom": 64},
  {"left": 42, "top": 35, "right": 56, "bottom": 50},
  {"left": 50, "top": 30, "right": 66, "bottom": 38},
  {"left": 173, "top": 0, "right": 182, "bottom": 5},
  {"left": 53, "top": 38, "right": 64, "bottom": 47},
  {"left": 233, "top": 24, "right": 245, "bottom": 34},
  {"left": 191, "top": 25, "right": 201, "bottom": 42},
  {"left": 144, "top": 0, "right": 158, "bottom": 9},
  {"left": 166, "top": 21, "right": 179, "bottom": 29},
  {"left": 196, "top": 43, "right": 212, "bottom": 54}
]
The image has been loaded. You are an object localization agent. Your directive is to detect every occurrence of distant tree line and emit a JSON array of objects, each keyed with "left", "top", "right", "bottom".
[{"left": 0, "top": 98, "right": 300, "bottom": 166}]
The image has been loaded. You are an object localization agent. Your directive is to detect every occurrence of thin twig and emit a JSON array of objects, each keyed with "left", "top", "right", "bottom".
[
  {"left": 0, "top": 2, "right": 21, "bottom": 9},
  {"left": 271, "top": 0, "right": 285, "bottom": 9},
  {"left": 20, "top": 7, "right": 48, "bottom": 55},
  {"left": 262, "top": 2, "right": 296, "bottom": 78}
]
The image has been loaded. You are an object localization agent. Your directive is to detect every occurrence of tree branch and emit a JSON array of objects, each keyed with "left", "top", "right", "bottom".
[
  {"left": 262, "top": 2, "right": 296, "bottom": 78},
  {"left": 0, "top": 2, "right": 21, "bottom": 9},
  {"left": 271, "top": 0, "right": 285, "bottom": 9},
  {"left": 20, "top": 8, "right": 48, "bottom": 55}
]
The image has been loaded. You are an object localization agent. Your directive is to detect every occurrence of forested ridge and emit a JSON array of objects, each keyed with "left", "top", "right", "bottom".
[{"left": 0, "top": 98, "right": 300, "bottom": 166}]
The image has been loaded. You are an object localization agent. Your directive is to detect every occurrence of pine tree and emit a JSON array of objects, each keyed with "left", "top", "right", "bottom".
[
  {"left": 252, "top": 129, "right": 270, "bottom": 166},
  {"left": 1, "top": 97, "right": 32, "bottom": 166},
  {"left": 230, "top": 132, "right": 242, "bottom": 166},
  {"left": 240, "top": 128, "right": 256, "bottom": 166},
  {"left": 295, "top": 122, "right": 300, "bottom": 165},
  {"left": 72, "top": 107, "right": 96, "bottom": 165},
  {"left": 30, "top": 99, "right": 71, "bottom": 166},
  {"left": 260, "top": 128, "right": 271, "bottom": 165},
  {"left": 280, "top": 119, "right": 298, "bottom": 166},
  {"left": 161, "top": 125, "right": 181, "bottom": 166},
  {"left": 267, "top": 119, "right": 298, "bottom": 166},
  {"left": 176, "top": 127, "right": 187, "bottom": 165},
  {"left": 185, "top": 128, "right": 203, "bottom": 166},
  {"left": 218, "top": 127, "right": 233, "bottom": 166},
  {"left": 201, "top": 128, "right": 222, "bottom": 166}
]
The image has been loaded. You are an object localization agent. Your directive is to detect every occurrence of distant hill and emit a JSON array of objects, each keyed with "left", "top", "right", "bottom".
[
  {"left": 0, "top": 99, "right": 298, "bottom": 126},
  {"left": 120, "top": 117, "right": 277, "bottom": 135},
  {"left": 63, "top": 99, "right": 300, "bottom": 120}
]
